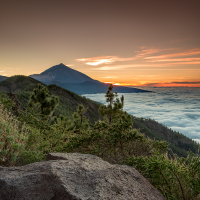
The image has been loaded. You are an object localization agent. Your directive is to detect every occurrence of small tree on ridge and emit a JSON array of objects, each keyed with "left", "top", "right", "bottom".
[{"left": 98, "top": 84, "right": 124, "bottom": 124}]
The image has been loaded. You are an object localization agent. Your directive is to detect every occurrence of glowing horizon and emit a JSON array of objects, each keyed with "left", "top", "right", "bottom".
[{"left": 104, "top": 82, "right": 200, "bottom": 87}]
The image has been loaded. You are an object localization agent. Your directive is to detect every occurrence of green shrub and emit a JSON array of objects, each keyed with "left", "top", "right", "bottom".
[
  {"left": 61, "top": 112, "right": 167, "bottom": 164},
  {"left": 16, "top": 150, "right": 46, "bottom": 166},
  {"left": 0, "top": 103, "right": 28, "bottom": 166},
  {"left": 124, "top": 151, "right": 200, "bottom": 200}
]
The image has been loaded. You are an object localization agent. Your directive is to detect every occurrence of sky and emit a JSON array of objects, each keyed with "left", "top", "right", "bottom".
[{"left": 1, "top": 0, "right": 200, "bottom": 87}]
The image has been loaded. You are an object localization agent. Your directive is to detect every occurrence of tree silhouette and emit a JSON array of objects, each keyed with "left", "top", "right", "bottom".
[
  {"left": 28, "top": 84, "right": 59, "bottom": 117},
  {"left": 71, "top": 104, "right": 89, "bottom": 132},
  {"left": 98, "top": 84, "right": 124, "bottom": 124},
  {"left": 77, "top": 104, "right": 88, "bottom": 124}
]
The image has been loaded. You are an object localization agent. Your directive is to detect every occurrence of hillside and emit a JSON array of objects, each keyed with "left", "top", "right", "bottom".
[
  {"left": 0, "top": 75, "right": 46, "bottom": 93},
  {"left": 47, "top": 84, "right": 100, "bottom": 123},
  {"left": 132, "top": 116, "right": 199, "bottom": 157},
  {"left": 0, "top": 75, "right": 199, "bottom": 157},
  {"left": 0, "top": 75, "right": 101, "bottom": 123}
]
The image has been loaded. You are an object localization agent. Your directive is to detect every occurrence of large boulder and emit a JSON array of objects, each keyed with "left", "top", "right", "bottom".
[{"left": 0, "top": 153, "right": 166, "bottom": 200}]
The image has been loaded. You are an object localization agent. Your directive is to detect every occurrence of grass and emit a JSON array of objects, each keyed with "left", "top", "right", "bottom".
[{"left": 0, "top": 103, "right": 29, "bottom": 166}]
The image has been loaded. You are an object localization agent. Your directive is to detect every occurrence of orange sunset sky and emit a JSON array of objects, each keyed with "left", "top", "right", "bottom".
[{"left": 0, "top": 0, "right": 200, "bottom": 87}]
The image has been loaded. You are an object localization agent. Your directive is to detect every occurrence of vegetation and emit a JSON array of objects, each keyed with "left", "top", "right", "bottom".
[
  {"left": 98, "top": 84, "right": 124, "bottom": 124},
  {"left": 0, "top": 94, "right": 29, "bottom": 166},
  {"left": 124, "top": 152, "right": 200, "bottom": 200},
  {"left": 0, "top": 75, "right": 44, "bottom": 92},
  {"left": 132, "top": 116, "right": 199, "bottom": 158},
  {"left": 0, "top": 75, "right": 199, "bottom": 159},
  {"left": 0, "top": 80, "right": 199, "bottom": 199},
  {"left": 28, "top": 84, "right": 59, "bottom": 117},
  {"left": 47, "top": 84, "right": 101, "bottom": 123}
]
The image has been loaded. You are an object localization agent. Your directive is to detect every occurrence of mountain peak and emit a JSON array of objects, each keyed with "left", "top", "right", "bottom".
[
  {"left": 50, "top": 63, "right": 67, "bottom": 69},
  {"left": 30, "top": 63, "right": 96, "bottom": 83},
  {"left": 58, "top": 63, "right": 66, "bottom": 66}
]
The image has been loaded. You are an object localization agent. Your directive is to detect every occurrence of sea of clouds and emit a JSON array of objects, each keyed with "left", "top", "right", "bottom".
[{"left": 83, "top": 87, "right": 200, "bottom": 144}]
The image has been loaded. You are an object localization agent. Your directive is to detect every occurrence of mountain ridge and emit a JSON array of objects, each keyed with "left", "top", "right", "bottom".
[
  {"left": 30, "top": 63, "right": 99, "bottom": 84},
  {"left": 29, "top": 63, "right": 152, "bottom": 95},
  {"left": 0, "top": 64, "right": 152, "bottom": 95}
]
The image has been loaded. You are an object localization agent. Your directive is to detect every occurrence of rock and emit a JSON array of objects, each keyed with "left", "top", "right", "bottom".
[{"left": 0, "top": 153, "right": 166, "bottom": 200}]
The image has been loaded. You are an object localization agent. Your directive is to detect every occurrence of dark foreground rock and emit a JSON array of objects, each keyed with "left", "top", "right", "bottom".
[{"left": 0, "top": 153, "right": 166, "bottom": 200}]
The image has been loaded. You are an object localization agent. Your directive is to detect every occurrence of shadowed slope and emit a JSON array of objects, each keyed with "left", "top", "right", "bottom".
[
  {"left": 0, "top": 75, "right": 101, "bottom": 123},
  {"left": 0, "top": 75, "right": 46, "bottom": 93},
  {"left": 0, "top": 75, "right": 8, "bottom": 82},
  {"left": 45, "top": 81, "right": 152, "bottom": 95}
]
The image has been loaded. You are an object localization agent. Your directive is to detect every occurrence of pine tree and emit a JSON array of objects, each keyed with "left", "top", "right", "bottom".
[
  {"left": 28, "top": 84, "right": 59, "bottom": 117},
  {"left": 98, "top": 84, "right": 124, "bottom": 124},
  {"left": 77, "top": 104, "right": 88, "bottom": 124},
  {"left": 70, "top": 104, "right": 89, "bottom": 132}
]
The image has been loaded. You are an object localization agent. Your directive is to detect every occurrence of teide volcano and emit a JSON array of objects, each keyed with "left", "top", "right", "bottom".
[
  {"left": 30, "top": 63, "right": 98, "bottom": 84},
  {"left": 30, "top": 63, "right": 152, "bottom": 95}
]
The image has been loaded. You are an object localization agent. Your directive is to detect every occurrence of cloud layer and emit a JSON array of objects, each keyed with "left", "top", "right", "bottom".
[{"left": 83, "top": 87, "right": 200, "bottom": 143}]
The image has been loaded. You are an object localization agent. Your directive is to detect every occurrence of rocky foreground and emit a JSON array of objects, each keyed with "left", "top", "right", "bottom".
[{"left": 0, "top": 153, "right": 165, "bottom": 200}]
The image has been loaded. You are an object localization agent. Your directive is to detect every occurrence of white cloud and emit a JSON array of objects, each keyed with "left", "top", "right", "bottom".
[
  {"left": 91, "top": 64, "right": 150, "bottom": 70},
  {"left": 76, "top": 56, "right": 136, "bottom": 66},
  {"left": 102, "top": 76, "right": 118, "bottom": 78},
  {"left": 193, "top": 139, "right": 200, "bottom": 144},
  {"left": 82, "top": 87, "right": 200, "bottom": 141}
]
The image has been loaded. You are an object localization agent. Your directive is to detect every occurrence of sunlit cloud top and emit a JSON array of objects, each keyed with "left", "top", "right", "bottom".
[
  {"left": 92, "top": 64, "right": 150, "bottom": 70},
  {"left": 76, "top": 56, "right": 136, "bottom": 66},
  {"left": 102, "top": 76, "right": 118, "bottom": 78},
  {"left": 65, "top": 64, "right": 73, "bottom": 67},
  {"left": 135, "top": 48, "right": 162, "bottom": 57}
]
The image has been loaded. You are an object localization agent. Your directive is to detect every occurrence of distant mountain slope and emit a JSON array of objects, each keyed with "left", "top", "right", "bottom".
[
  {"left": 0, "top": 75, "right": 8, "bottom": 82},
  {"left": 29, "top": 63, "right": 152, "bottom": 95},
  {"left": 48, "top": 81, "right": 152, "bottom": 95},
  {"left": 30, "top": 63, "right": 98, "bottom": 83}
]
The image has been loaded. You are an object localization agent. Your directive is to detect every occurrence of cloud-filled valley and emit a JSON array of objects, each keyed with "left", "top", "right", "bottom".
[{"left": 83, "top": 87, "right": 200, "bottom": 144}]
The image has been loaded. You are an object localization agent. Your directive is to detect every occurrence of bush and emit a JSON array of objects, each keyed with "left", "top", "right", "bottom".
[
  {"left": 61, "top": 113, "right": 168, "bottom": 164},
  {"left": 124, "top": 151, "right": 200, "bottom": 200},
  {"left": 0, "top": 103, "right": 29, "bottom": 166},
  {"left": 16, "top": 150, "right": 46, "bottom": 166}
]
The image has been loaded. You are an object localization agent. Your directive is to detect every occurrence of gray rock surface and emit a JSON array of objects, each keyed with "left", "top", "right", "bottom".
[{"left": 0, "top": 153, "right": 166, "bottom": 200}]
